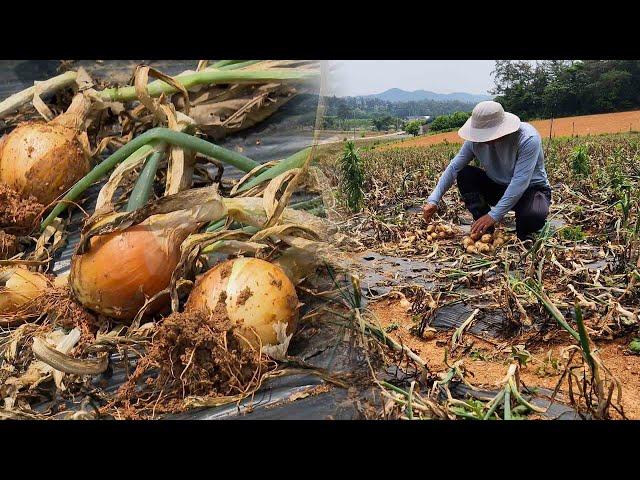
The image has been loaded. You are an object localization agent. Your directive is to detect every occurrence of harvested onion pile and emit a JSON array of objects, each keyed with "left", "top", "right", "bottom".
[
  {"left": 425, "top": 222, "right": 457, "bottom": 242},
  {"left": 462, "top": 230, "right": 506, "bottom": 254}
]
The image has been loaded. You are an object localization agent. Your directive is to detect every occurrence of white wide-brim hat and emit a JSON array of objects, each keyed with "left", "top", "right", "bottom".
[{"left": 458, "top": 100, "right": 521, "bottom": 142}]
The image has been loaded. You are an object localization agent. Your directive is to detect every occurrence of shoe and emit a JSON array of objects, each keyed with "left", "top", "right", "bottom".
[{"left": 520, "top": 233, "right": 536, "bottom": 249}]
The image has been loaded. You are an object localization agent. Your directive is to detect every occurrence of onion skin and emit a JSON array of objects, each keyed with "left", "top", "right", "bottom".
[
  {"left": 70, "top": 224, "right": 185, "bottom": 321},
  {"left": 0, "top": 267, "right": 50, "bottom": 315},
  {"left": 186, "top": 258, "right": 299, "bottom": 348},
  {"left": 0, "top": 121, "right": 89, "bottom": 205},
  {"left": 70, "top": 188, "right": 227, "bottom": 321}
]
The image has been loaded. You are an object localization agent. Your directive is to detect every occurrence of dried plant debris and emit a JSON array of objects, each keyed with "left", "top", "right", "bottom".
[
  {"left": 0, "top": 230, "right": 19, "bottom": 259},
  {"left": 105, "top": 310, "right": 275, "bottom": 419}
]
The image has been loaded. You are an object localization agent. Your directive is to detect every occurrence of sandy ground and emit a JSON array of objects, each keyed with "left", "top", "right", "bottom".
[
  {"left": 381, "top": 110, "right": 640, "bottom": 149},
  {"left": 369, "top": 297, "right": 640, "bottom": 419}
]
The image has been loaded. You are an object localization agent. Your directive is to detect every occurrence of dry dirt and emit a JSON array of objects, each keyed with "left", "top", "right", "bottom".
[
  {"left": 382, "top": 110, "right": 640, "bottom": 149},
  {"left": 106, "top": 308, "right": 275, "bottom": 419},
  {"left": 369, "top": 297, "right": 640, "bottom": 419},
  {"left": 0, "top": 184, "right": 43, "bottom": 235}
]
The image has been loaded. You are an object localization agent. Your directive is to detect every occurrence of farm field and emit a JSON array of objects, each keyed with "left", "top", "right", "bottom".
[
  {"left": 383, "top": 110, "right": 640, "bottom": 149},
  {"left": 319, "top": 132, "right": 640, "bottom": 420}
]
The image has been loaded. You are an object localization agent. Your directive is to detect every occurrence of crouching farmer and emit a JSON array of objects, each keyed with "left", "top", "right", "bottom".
[{"left": 423, "top": 101, "right": 552, "bottom": 241}]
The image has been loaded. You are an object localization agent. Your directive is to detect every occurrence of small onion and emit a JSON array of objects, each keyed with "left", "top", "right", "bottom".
[
  {"left": 466, "top": 245, "right": 477, "bottom": 254},
  {"left": 481, "top": 234, "right": 493, "bottom": 243},
  {"left": 0, "top": 267, "right": 50, "bottom": 315},
  {"left": 0, "top": 94, "right": 91, "bottom": 205},
  {"left": 186, "top": 257, "right": 298, "bottom": 348},
  {"left": 426, "top": 225, "right": 435, "bottom": 234},
  {"left": 476, "top": 242, "right": 491, "bottom": 253}
]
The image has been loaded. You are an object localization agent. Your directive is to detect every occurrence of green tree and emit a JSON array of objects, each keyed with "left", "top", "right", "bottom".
[
  {"left": 372, "top": 115, "right": 394, "bottom": 131},
  {"left": 491, "top": 60, "right": 640, "bottom": 119},
  {"left": 404, "top": 120, "right": 421, "bottom": 136},
  {"left": 430, "top": 111, "right": 471, "bottom": 132}
]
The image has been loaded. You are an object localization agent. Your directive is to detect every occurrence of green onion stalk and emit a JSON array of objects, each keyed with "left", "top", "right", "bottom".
[
  {"left": 125, "top": 143, "right": 167, "bottom": 212},
  {"left": 237, "top": 147, "right": 312, "bottom": 193},
  {"left": 40, "top": 128, "right": 259, "bottom": 231},
  {"left": 213, "top": 60, "right": 262, "bottom": 70},
  {"left": 98, "top": 69, "right": 316, "bottom": 103},
  {"left": 41, "top": 129, "right": 316, "bottom": 233}
]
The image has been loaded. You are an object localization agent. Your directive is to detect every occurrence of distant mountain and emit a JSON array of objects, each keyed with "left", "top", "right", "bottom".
[{"left": 362, "top": 88, "right": 493, "bottom": 104}]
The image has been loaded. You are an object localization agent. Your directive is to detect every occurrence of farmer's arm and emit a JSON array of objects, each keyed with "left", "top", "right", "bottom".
[
  {"left": 427, "top": 141, "right": 474, "bottom": 206},
  {"left": 488, "top": 135, "right": 541, "bottom": 222}
]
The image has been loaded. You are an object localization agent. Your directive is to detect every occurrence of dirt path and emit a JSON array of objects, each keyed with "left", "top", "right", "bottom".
[{"left": 317, "top": 131, "right": 408, "bottom": 145}]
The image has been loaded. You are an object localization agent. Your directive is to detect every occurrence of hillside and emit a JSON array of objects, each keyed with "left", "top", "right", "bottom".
[{"left": 363, "top": 88, "right": 492, "bottom": 104}]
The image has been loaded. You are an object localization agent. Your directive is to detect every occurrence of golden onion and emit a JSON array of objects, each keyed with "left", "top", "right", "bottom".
[
  {"left": 186, "top": 257, "right": 299, "bottom": 348},
  {"left": 69, "top": 204, "right": 216, "bottom": 321},
  {"left": 0, "top": 266, "right": 50, "bottom": 315},
  {"left": 476, "top": 242, "right": 491, "bottom": 254},
  {"left": 0, "top": 94, "right": 91, "bottom": 205},
  {"left": 70, "top": 188, "right": 232, "bottom": 321},
  {"left": 481, "top": 233, "right": 493, "bottom": 243}
]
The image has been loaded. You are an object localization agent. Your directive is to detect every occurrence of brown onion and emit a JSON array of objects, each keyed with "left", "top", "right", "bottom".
[
  {"left": 0, "top": 94, "right": 91, "bottom": 205},
  {"left": 186, "top": 257, "right": 298, "bottom": 348},
  {"left": 69, "top": 214, "right": 201, "bottom": 321}
]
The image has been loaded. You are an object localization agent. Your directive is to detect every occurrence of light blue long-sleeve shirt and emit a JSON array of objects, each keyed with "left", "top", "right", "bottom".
[{"left": 427, "top": 122, "right": 550, "bottom": 221}]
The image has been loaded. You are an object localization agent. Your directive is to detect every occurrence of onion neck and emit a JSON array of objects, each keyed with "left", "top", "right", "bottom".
[{"left": 50, "top": 93, "right": 92, "bottom": 132}]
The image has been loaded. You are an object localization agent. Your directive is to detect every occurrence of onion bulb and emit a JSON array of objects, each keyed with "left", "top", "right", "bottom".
[
  {"left": 481, "top": 234, "right": 493, "bottom": 243},
  {"left": 70, "top": 208, "right": 221, "bottom": 321},
  {"left": 0, "top": 266, "right": 50, "bottom": 315},
  {"left": 0, "top": 93, "right": 91, "bottom": 205},
  {"left": 186, "top": 257, "right": 299, "bottom": 348},
  {"left": 476, "top": 242, "right": 491, "bottom": 253}
]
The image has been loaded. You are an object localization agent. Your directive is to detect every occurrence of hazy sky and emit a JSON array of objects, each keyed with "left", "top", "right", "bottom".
[{"left": 328, "top": 60, "right": 497, "bottom": 97}]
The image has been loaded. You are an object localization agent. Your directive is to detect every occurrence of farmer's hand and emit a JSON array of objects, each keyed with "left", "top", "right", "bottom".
[
  {"left": 471, "top": 214, "right": 496, "bottom": 237},
  {"left": 422, "top": 203, "right": 437, "bottom": 223}
]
